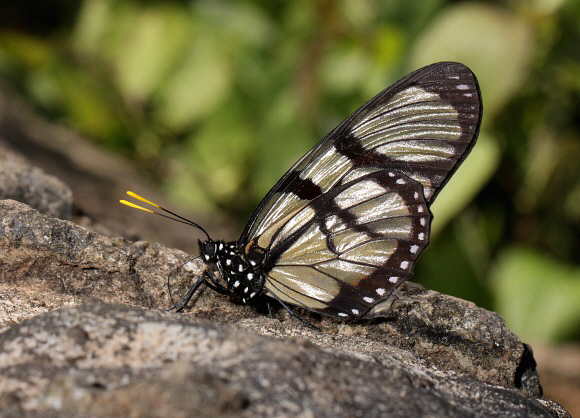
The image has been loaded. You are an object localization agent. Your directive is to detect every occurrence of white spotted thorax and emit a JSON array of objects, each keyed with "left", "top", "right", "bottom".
[
  {"left": 200, "top": 239, "right": 265, "bottom": 304},
  {"left": 121, "top": 62, "right": 482, "bottom": 321}
]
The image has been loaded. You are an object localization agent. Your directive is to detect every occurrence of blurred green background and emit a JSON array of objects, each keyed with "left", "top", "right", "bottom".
[{"left": 0, "top": 0, "right": 579, "bottom": 345}]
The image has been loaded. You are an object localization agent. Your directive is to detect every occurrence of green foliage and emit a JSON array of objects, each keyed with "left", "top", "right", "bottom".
[
  {"left": 492, "top": 247, "right": 580, "bottom": 341},
  {"left": 0, "top": 0, "right": 579, "bottom": 343}
]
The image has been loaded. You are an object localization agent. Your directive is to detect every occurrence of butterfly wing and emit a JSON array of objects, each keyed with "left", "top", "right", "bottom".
[
  {"left": 240, "top": 62, "right": 482, "bottom": 318},
  {"left": 263, "top": 169, "right": 430, "bottom": 318}
]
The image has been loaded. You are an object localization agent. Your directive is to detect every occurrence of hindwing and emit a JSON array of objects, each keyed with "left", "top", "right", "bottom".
[{"left": 264, "top": 169, "right": 430, "bottom": 318}]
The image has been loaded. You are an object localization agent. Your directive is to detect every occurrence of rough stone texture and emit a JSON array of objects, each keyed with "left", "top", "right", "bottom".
[
  {"left": 0, "top": 300, "right": 570, "bottom": 418},
  {"left": 0, "top": 146, "right": 72, "bottom": 220},
  {"left": 0, "top": 199, "right": 570, "bottom": 417},
  {"left": 0, "top": 199, "right": 194, "bottom": 328}
]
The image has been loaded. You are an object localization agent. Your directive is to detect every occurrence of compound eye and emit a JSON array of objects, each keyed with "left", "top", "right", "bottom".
[{"left": 203, "top": 241, "right": 217, "bottom": 257}]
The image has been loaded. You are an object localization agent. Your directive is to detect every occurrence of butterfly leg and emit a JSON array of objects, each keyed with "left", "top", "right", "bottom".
[
  {"left": 203, "top": 271, "right": 230, "bottom": 295},
  {"left": 267, "top": 302, "right": 273, "bottom": 318},
  {"left": 169, "top": 269, "right": 232, "bottom": 312},
  {"left": 166, "top": 257, "right": 199, "bottom": 310},
  {"left": 169, "top": 272, "right": 209, "bottom": 312}
]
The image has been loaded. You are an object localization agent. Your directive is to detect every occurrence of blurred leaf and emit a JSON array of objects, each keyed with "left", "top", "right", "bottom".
[
  {"left": 492, "top": 247, "right": 580, "bottom": 341},
  {"left": 414, "top": 223, "right": 492, "bottom": 308},
  {"left": 166, "top": 98, "right": 253, "bottom": 210},
  {"left": 111, "top": 5, "right": 192, "bottom": 101},
  {"left": 193, "top": 0, "right": 273, "bottom": 49},
  {"left": 339, "top": 0, "right": 375, "bottom": 29},
  {"left": 321, "top": 43, "right": 371, "bottom": 95},
  {"left": 54, "top": 66, "right": 125, "bottom": 144},
  {"left": 365, "top": 25, "right": 405, "bottom": 94},
  {"left": 154, "top": 35, "right": 232, "bottom": 131},
  {"left": 0, "top": 32, "right": 55, "bottom": 67},
  {"left": 409, "top": 2, "right": 533, "bottom": 118},
  {"left": 72, "top": 0, "right": 111, "bottom": 53},
  {"left": 431, "top": 132, "right": 500, "bottom": 236},
  {"left": 252, "top": 88, "right": 313, "bottom": 204}
]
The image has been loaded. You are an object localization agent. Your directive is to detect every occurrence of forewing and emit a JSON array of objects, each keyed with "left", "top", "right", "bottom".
[{"left": 240, "top": 61, "right": 481, "bottom": 247}]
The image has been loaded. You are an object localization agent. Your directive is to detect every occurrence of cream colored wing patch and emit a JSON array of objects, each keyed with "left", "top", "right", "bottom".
[{"left": 263, "top": 170, "right": 430, "bottom": 318}]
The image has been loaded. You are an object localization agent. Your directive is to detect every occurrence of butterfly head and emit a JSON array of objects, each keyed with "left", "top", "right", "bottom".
[{"left": 199, "top": 238, "right": 219, "bottom": 263}]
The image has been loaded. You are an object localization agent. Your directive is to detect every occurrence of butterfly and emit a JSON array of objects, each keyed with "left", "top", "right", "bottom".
[{"left": 121, "top": 62, "right": 482, "bottom": 321}]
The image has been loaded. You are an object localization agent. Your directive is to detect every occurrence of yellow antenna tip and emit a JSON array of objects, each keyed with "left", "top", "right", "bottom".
[
  {"left": 125, "top": 191, "right": 160, "bottom": 208},
  {"left": 119, "top": 200, "right": 154, "bottom": 213}
]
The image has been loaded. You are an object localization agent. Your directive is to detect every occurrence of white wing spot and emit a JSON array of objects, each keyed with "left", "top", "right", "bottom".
[
  {"left": 396, "top": 178, "right": 406, "bottom": 185},
  {"left": 247, "top": 273, "right": 254, "bottom": 280},
  {"left": 338, "top": 312, "right": 348, "bottom": 317},
  {"left": 410, "top": 245, "right": 419, "bottom": 254},
  {"left": 418, "top": 232, "right": 425, "bottom": 241},
  {"left": 238, "top": 264, "right": 244, "bottom": 272},
  {"left": 414, "top": 192, "right": 419, "bottom": 199},
  {"left": 250, "top": 260, "right": 256, "bottom": 266},
  {"left": 233, "top": 280, "right": 240, "bottom": 288},
  {"left": 204, "top": 254, "right": 210, "bottom": 261},
  {"left": 351, "top": 309, "right": 359, "bottom": 315},
  {"left": 464, "top": 93, "right": 473, "bottom": 97},
  {"left": 418, "top": 206, "right": 424, "bottom": 213},
  {"left": 226, "top": 259, "right": 232, "bottom": 266},
  {"left": 218, "top": 243, "right": 224, "bottom": 250},
  {"left": 420, "top": 218, "right": 426, "bottom": 226},
  {"left": 400, "top": 261, "right": 409, "bottom": 269},
  {"left": 363, "top": 296, "right": 374, "bottom": 303},
  {"left": 376, "top": 288, "right": 386, "bottom": 296},
  {"left": 388, "top": 172, "right": 395, "bottom": 177},
  {"left": 389, "top": 276, "right": 399, "bottom": 283},
  {"left": 250, "top": 292, "right": 256, "bottom": 298},
  {"left": 244, "top": 287, "right": 249, "bottom": 293},
  {"left": 457, "top": 83, "right": 470, "bottom": 90}
]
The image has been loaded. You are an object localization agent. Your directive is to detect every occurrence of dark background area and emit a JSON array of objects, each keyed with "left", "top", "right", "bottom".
[{"left": 0, "top": 0, "right": 578, "bottom": 413}]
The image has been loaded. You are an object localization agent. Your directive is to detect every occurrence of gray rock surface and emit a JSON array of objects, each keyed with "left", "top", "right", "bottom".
[
  {"left": 0, "top": 198, "right": 570, "bottom": 417},
  {"left": 0, "top": 146, "right": 72, "bottom": 220},
  {"left": 0, "top": 299, "right": 568, "bottom": 418}
]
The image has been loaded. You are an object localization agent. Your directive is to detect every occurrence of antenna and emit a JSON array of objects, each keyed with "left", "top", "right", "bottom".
[{"left": 120, "top": 191, "right": 211, "bottom": 240}]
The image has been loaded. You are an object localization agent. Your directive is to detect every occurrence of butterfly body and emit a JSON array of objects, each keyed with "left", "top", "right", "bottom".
[
  {"left": 122, "top": 62, "right": 482, "bottom": 321},
  {"left": 200, "top": 239, "right": 266, "bottom": 304}
]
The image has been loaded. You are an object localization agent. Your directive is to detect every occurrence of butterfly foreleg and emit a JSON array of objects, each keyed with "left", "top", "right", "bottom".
[
  {"left": 203, "top": 270, "right": 231, "bottom": 295},
  {"left": 170, "top": 272, "right": 210, "bottom": 312}
]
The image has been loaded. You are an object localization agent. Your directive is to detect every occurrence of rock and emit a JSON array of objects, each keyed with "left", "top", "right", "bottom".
[
  {"left": 0, "top": 146, "right": 72, "bottom": 220},
  {"left": 0, "top": 300, "right": 568, "bottom": 417},
  {"left": 0, "top": 199, "right": 571, "bottom": 417},
  {"left": 0, "top": 199, "right": 194, "bottom": 328}
]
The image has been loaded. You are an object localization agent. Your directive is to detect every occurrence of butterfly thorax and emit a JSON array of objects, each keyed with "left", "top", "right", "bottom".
[{"left": 199, "top": 239, "right": 266, "bottom": 304}]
